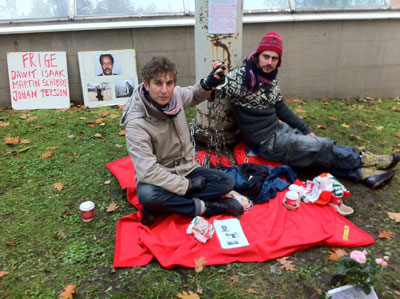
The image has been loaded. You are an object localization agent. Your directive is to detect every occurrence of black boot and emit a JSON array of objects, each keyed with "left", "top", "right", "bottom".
[
  {"left": 204, "top": 198, "right": 244, "bottom": 218},
  {"left": 361, "top": 168, "right": 396, "bottom": 189},
  {"left": 140, "top": 208, "right": 157, "bottom": 226}
]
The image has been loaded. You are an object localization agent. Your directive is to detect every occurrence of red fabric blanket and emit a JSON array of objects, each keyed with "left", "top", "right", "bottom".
[{"left": 106, "top": 153, "right": 375, "bottom": 269}]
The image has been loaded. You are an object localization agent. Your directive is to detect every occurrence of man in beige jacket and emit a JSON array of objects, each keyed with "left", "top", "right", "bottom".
[{"left": 121, "top": 56, "right": 243, "bottom": 226}]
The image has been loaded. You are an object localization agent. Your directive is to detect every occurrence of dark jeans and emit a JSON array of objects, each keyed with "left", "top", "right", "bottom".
[
  {"left": 258, "top": 122, "right": 362, "bottom": 181},
  {"left": 137, "top": 167, "right": 234, "bottom": 217}
]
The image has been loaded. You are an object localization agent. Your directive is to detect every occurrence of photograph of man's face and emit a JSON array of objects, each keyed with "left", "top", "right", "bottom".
[
  {"left": 100, "top": 54, "right": 114, "bottom": 75},
  {"left": 94, "top": 54, "right": 122, "bottom": 76}
]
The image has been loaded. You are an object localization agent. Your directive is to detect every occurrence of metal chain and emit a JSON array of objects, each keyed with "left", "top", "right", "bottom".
[{"left": 190, "top": 79, "right": 232, "bottom": 168}]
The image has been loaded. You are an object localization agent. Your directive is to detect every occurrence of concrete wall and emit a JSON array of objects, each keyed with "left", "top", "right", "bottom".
[{"left": 0, "top": 18, "right": 399, "bottom": 107}]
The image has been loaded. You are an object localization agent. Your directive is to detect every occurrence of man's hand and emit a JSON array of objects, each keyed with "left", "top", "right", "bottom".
[
  {"left": 186, "top": 176, "right": 206, "bottom": 194},
  {"left": 201, "top": 61, "right": 226, "bottom": 90},
  {"left": 307, "top": 132, "right": 316, "bottom": 136}
]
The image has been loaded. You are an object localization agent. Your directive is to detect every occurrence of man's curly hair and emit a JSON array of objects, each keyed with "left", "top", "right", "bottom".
[{"left": 141, "top": 56, "right": 178, "bottom": 84}]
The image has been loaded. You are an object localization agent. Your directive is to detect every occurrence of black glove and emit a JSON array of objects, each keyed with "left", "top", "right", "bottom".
[
  {"left": 201, "top": 65, "right": 226, "bottom": 90},
  {"left": 186, "top": 176, "right": 206, "bottom": 194}
]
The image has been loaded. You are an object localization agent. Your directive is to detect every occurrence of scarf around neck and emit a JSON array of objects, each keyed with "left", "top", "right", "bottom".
[
  {"left": 140, "top": 84, "right": 181, "bottom": 120},
  {"left": 244, "top": 51, "right": 278, "bottom": 92}
]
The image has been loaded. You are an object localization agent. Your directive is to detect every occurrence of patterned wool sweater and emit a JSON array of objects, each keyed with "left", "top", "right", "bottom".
[{"left": 221, "top": 66, "right": 312, "bottom": 145}]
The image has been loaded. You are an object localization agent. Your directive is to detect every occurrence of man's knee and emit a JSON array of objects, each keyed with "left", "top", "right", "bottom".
[
  {"left": 137, "top": 184, "right": 163, "bottom": 206},
  {"left": 219, "top": 173, "right": 235, "bottom": 193}
]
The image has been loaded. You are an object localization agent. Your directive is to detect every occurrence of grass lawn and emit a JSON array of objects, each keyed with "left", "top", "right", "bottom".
[{"left": 0, "top": 97, "right": 399, "bottom": 298}]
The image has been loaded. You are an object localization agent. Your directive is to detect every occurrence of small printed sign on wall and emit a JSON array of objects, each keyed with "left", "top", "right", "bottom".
[
  {"left": 78, "top": 49, "right": 138, "bottom": 108},
  {"left": 7, "top": 52, "right": 70, "bottom": 110}
]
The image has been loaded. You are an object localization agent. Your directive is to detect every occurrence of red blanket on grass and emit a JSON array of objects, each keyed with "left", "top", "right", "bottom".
[{"left": 107, "top": 154, "right": 375, "bottom": 269}]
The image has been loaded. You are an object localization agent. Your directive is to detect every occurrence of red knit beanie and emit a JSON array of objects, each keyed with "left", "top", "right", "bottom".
[{"left": 254, "top": 32, "right": 283, "bottom": 67}]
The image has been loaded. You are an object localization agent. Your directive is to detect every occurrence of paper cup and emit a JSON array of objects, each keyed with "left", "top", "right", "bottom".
[
  {"left": 79, "top": 201, "right": 95, "bottom": 222},
  {"left": 283, "top": 191, "right": 300, "bottom": 210}
]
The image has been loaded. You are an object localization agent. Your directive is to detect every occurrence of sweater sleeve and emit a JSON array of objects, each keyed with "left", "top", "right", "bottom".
[{"left": 275, "top": 100, "right": 312, "bottom": 135}]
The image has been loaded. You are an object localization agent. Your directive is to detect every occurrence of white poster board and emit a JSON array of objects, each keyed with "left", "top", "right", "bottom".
[
  {"left": 78, "top": 49, "right": 138, "bottom": 108},
  {"left": 7, "top": 52, "right": 70, "bottom": 110}
]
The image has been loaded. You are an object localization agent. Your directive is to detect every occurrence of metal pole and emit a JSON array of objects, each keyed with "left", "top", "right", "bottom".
[{"left": 194, "top": 0, "right": 243, "bottom": 145}]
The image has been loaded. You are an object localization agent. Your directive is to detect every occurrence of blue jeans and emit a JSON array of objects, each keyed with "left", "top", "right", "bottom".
[
  {"left": 137, "top": 167, "right": 234, "bottom": 217},
  {"left": 258, "top": 122, "right": 362, "bottom": 181}
]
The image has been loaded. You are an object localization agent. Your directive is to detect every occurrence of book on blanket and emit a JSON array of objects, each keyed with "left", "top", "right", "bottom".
[{"left": 214, "top": 218, "right": 249, "bottom": 249}]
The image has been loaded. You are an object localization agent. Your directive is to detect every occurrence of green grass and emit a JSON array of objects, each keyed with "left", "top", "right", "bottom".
[{"left": 0, "top": 98, "right": 399, "bottom": 298}]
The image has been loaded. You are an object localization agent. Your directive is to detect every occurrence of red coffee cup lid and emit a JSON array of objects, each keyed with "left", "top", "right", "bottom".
[{"left": 80, "top": 201, "right": 94, "bottom": 211}]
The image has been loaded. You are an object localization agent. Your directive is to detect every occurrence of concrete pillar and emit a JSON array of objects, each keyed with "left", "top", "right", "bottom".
[{"left": 194, "top": 0, "right": 243, "bottom": 145}]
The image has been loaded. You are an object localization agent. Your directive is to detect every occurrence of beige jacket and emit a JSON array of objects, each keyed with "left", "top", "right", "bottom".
[{"left": 121, "top": 83, "right": 211, "bottom": 196}]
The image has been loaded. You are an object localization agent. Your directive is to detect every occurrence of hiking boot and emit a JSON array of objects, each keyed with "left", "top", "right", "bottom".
[
  {"left": 361, "top": 151, "right": 399, "bottom": 170},
  {"left": 140, "top": 208, "right": 157, "bottom": 226},
  {"left": 204, "top": 198, "right": 244, "bottom": 218},
  {"left": 360, "top": 167, "right": 396, "bottom": 189}
]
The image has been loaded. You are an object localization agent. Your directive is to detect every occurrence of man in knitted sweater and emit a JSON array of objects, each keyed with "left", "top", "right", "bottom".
[{"left": 208, "top": 32, "right": 398, "bottom": 189}]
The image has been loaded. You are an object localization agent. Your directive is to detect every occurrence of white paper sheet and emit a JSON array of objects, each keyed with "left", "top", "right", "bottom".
[{"left": 214, "top": 218, "right": 249, "bottom": 249}]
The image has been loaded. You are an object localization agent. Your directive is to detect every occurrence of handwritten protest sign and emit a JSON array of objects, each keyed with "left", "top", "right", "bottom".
[{"left": 7, "top": 52, "right": 70, "bottom": 110}]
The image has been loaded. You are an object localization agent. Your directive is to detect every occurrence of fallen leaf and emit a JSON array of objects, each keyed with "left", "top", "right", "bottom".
[
  {"left": 94, "top": 133, "right": 103, "bottom": 138},
  {"left": 108, "top": 114, "right": 119, "bottom": 119},
  {"left": 103, "top": 180, "right": 111, "bottom": 185},
  {"left": 53, "top": 182, "right": 65, "bottom": 192},
  {"left": 350, "top": 135, "right": 362, "bottom": 141},
  {"left": 0, "top": 271, "right": 9, "bottom": 277},
  {"left": 388, "top": 212, "right": 400, "bottom": 222},
  {"left": 378, "top": 231, "right": 392, "bottom": 239},
  {"left": 316, "top": 124, "right": 327, "bottom": 129},
  {"left": 375, "top": 126, "right": 384, "bottom": 131},
  {"left": 286, "top": 99, "right": 305, "bottom": 104},
  {"left": 95, "top": 118, "right": 104, "bottom": 124},
  {"left": 26, "top": 115, "right": 38, "bottom": 121},
  {"left": 6, "top": 242, "right": 16, "bottom": 246},
  {"left": 56, "top": 108, "right": 69, "bottom": 112},
  {"left": 230, "top": 275, "right": 239, "bottom": 283},
  {"left": 392, "top": 106, "right": 400, "bottom": 112},
  {"left": 315, "top": 288, "right": 323, "bottom": 295},
  {"left": 109, "top": 264, "right": 116, "bottom": 274},
  {"left": 106, "top": 202, "right": 119, "bottom": 213},
  {"left": 119, "top": 130, "right": 126, "bottom": 136},
  {"left": 177, "top": 291, "right": 200, "bottom": 299},
  {"left": 49, "top": 146, "right": 61, "bottom": 150},
  {"left": 365, "top": 96, "right": 374, "bottom": 101},
  {"left": 280, "top": 262, "right": 296, "bottom": 271},
  {"left": 329, "top": 248, "right": 348, "bottom": 261},
  {"left": 41, "top": 151, "right": 53, "bottom": 158},
  {"left": 0, "top": 121, "right": 10, "bottom": 127},
  {"left": 18, "top": 147, "right": 30, "bottom": 153},
  {"left": 277, "top": 256, "right": 296, "bottom": 271},
  {"left": 196, "top": 282, "right": 203, "bottom": 294},
  {"left": 98, "top": 112, "right": 109, "bottom": 117},
  {"left": 35, "top": 125, "right": 43, "bottom": 130},
  {"left": 119, "top": 105, "right": 125, "bottom": 110},
  {"left": 365, "top": 124, "right": 373, "bottom": 129},
  {"left": 4, "top": 136, "right": 21, "bottom": 144},
  {"left": 329, "top": 116, "right": 338, "bottom": 121},
  {"left": 194, "top": 256, "right": 206, "bottom": 273},
  {"left": 341, "top": 123, "right": 351, "bottom": 128},
  {"left": 59, "top": 284, "right": 76, "bottom": 299},
  {"left": 247, "top": 288, "right": 261, "bottom": 294},
  {"left": 294, "top": 108, "right": 306, "bottom": 113},
  {"left": 20, "top": 139, "right": 31, "bottom": 144},
  {"left": 396, "top": 133, "right": 400, "bottom": 139}
]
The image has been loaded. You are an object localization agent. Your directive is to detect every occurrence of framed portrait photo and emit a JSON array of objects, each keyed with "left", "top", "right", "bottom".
[{"left": 78, "top": 49, "right": 138, "bottom": 108}]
